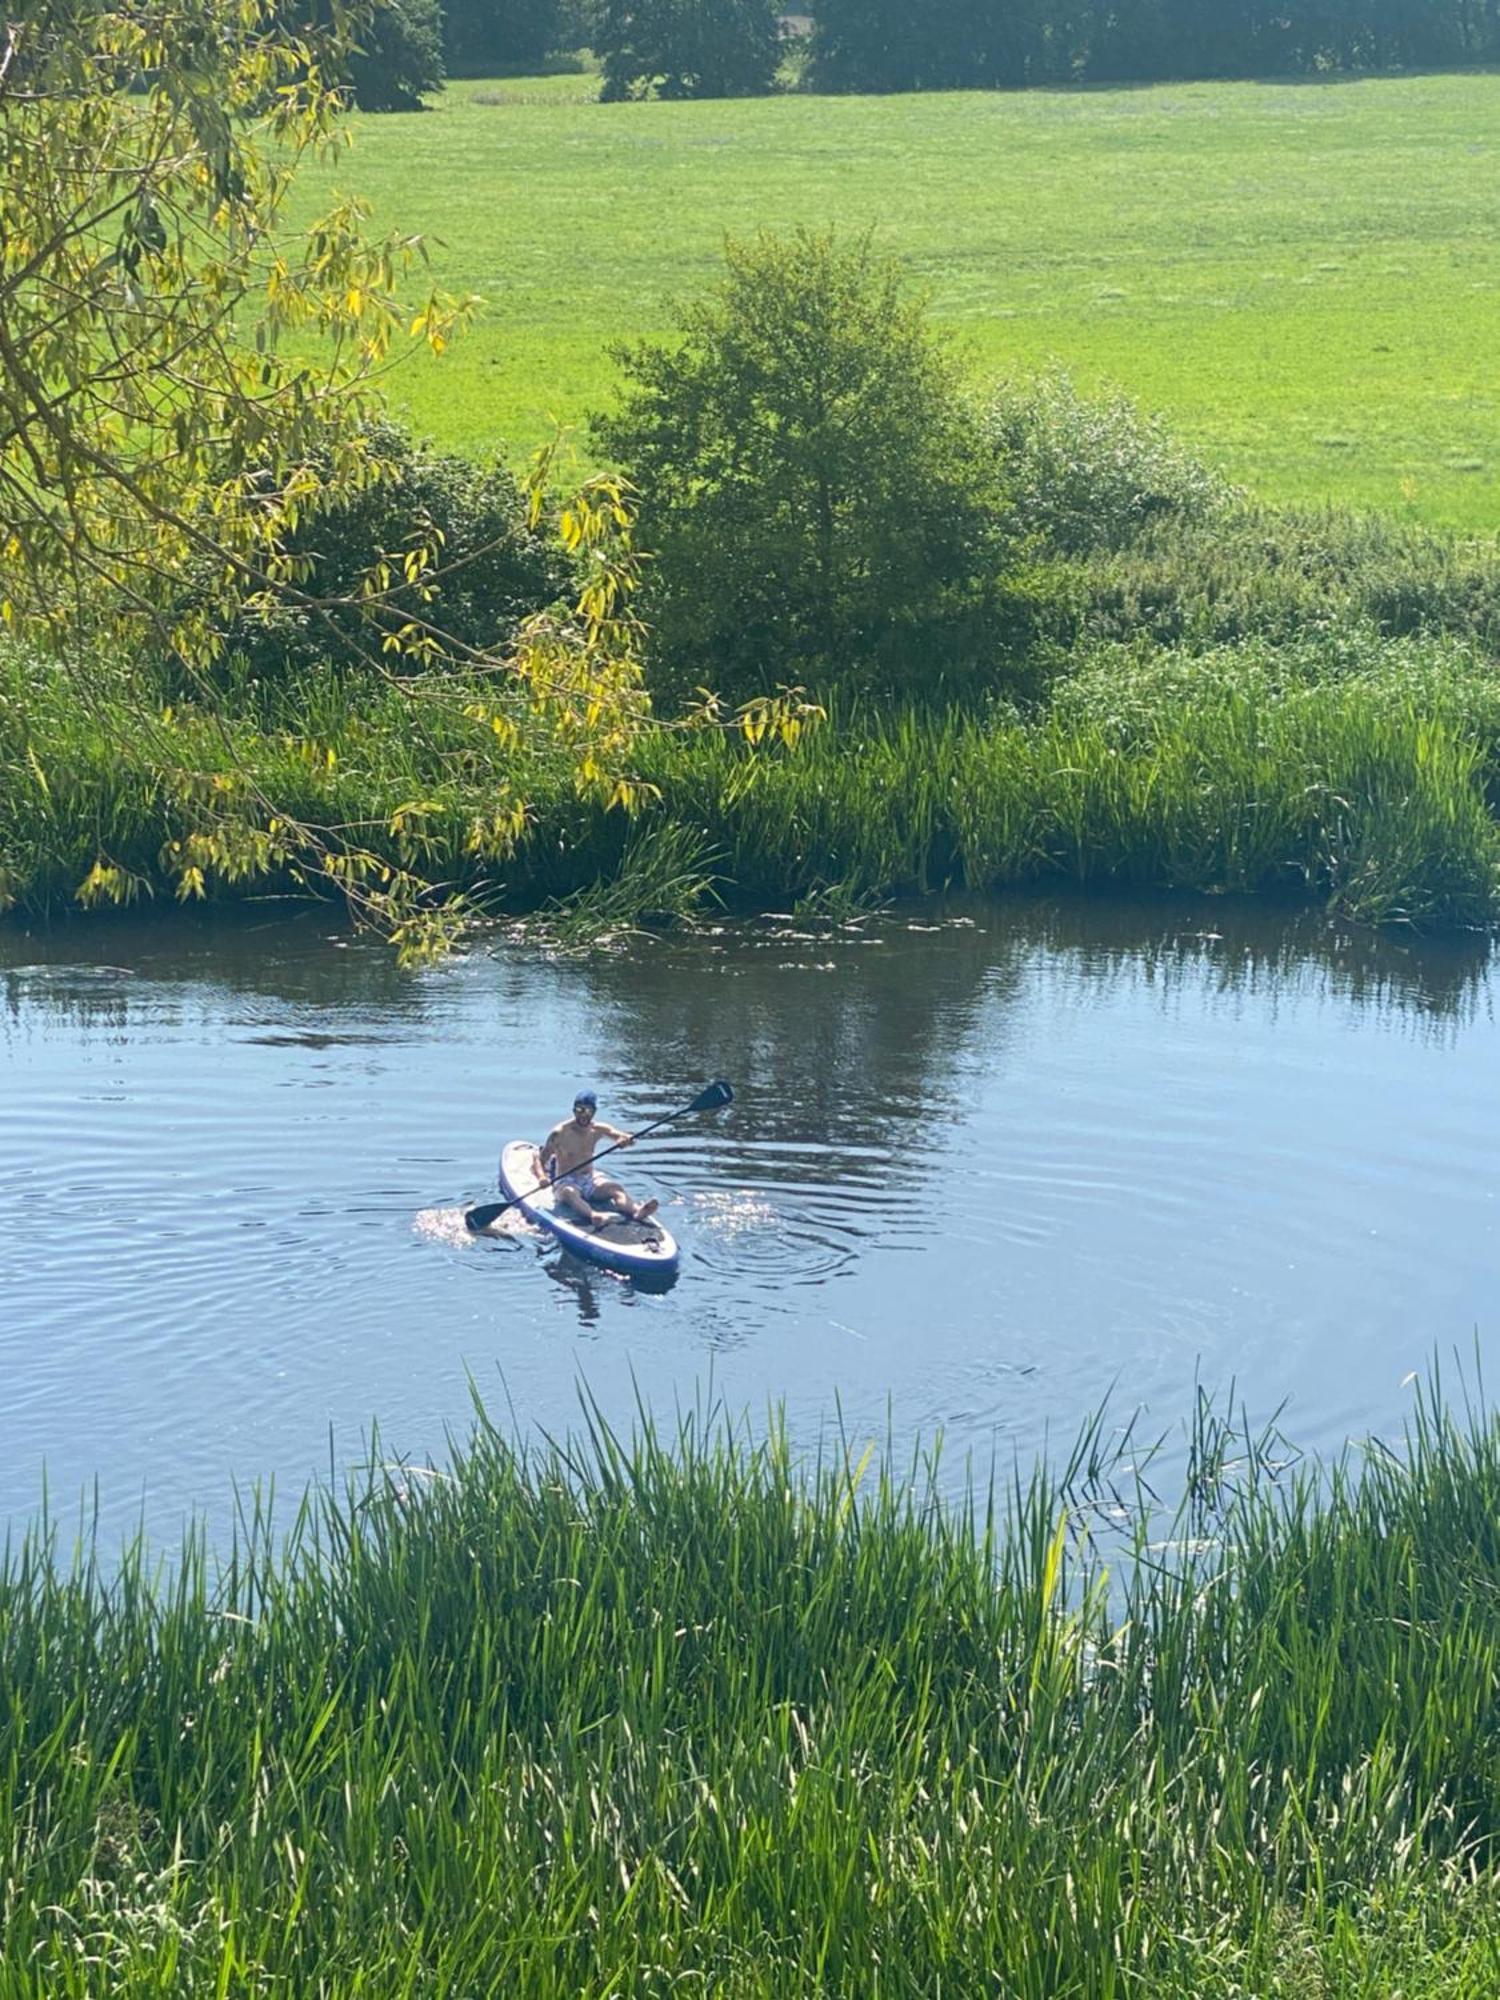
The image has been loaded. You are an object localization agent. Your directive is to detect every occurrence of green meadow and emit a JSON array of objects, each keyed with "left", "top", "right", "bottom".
[{"left": 299, "top": 69, "right": 1500, "bottom": 528}]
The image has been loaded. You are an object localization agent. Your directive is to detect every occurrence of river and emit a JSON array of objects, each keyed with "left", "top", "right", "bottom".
[{"left": 1, "top": 895, "right": 1495, "bottom": 1546}]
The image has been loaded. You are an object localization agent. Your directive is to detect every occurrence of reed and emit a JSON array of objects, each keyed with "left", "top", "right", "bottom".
[
  {"left": 4, "top": 1378, "right": 1500, "bottom": 1994},
  {"left": 5, "top": 637, "right": 1500, "bottom": 934}
]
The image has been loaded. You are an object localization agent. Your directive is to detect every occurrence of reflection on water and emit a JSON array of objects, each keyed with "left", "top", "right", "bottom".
[{"left": 1, "top": 893, "right": 1496, "bottom": 1544}]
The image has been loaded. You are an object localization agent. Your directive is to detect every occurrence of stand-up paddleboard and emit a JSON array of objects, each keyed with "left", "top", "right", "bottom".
[{"left": 496, "top": 1140, "right": 680, "bottom": 1281}]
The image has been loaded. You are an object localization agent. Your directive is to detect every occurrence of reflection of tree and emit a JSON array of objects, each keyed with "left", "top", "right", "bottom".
[
  {"left": 4, "top": 887, "right": 1488, "bottom": 1088},
  {"left": 574, "top": 910, "right": 1029, "bottom": 1186},
  {"left": 0, "top": 905, "right": 413, "bottom": 1041},
  {"left": 570, "top": 892, "right": 1491, "bottom": 1192},
  {"left": 1020, "top": 893, "right": 1491, "bottom": 1035}
]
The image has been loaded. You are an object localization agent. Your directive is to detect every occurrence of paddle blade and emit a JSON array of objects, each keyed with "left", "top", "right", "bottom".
[
  {"left": 464, "top": 1201, "right": 510, "bottom": 1233},
  {"left": 692, "top": 1079, "right": 734, "bottom": 1112}
]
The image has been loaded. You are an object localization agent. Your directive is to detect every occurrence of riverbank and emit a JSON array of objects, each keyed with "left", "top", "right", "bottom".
[
  {"left": 6, "top": 630, "right": 1500, "bottom": 935},
  {"left": 4, "top": 1382, "right": 1500, "bottom": 1994}
]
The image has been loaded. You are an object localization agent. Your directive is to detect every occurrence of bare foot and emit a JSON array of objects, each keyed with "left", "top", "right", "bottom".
[{"left": 634, "top": 1197, "right": 659, "bottom": 1224}]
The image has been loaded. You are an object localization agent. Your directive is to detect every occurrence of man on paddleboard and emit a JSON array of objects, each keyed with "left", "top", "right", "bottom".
[{"left": 536, "top": 1091, "right": 660, "bottom": 1233}]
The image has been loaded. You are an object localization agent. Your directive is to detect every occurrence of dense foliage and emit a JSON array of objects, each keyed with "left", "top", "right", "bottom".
[
  {"left": 5, "top": 1382, "right": 1500, "bottom": 1992},
  {"left": 987, "top": 371, "right": 1240, "bottom": 556},
  {"left": 594, "top": 231, "right": 1006, "bottom": 704},
  {"left": 0, "top": 0, "right": 808, "bottom": 954},
  {"left": 345, "top": 0, "right": 446, "bottom": 109},
  {"left": 11, "top": 612, "right": 1500, "bottom": 931},
  {"left": 808, "top": 0, "right": 1500, "bottom": 91},
  {"left": 593, "top": 0, "right": 783, "bottom": 99},
  {"left": 440, "top": 0, "right": 565, "bottom": 74},
  {"left": 213, "top": 422, "right": 571, "bottom": 681}
]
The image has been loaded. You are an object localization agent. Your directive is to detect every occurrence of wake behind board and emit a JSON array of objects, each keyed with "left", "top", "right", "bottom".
[{"left": 497, "top": 1140, "right": 680, "bottom": 1281}]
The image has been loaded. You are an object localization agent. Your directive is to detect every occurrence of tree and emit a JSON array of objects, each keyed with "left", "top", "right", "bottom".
[
  {"left": 346, "top": 0, "right": 446, "bottom": 110},
  {"left": 0, "top": 0, "right": 674, "bottom": 952},
  {"left": 442, "top": 0, "right": 565, "bottom": 77},
  {"left": 594, "top": 0, "right": 782, "bottom": 100},
  {"left": 593, "top": 230, "right": 1007, "bottom": 705}
]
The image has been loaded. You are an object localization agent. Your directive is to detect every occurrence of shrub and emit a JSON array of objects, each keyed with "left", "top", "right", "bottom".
[
  {"left": 1059, "top": 503, "right": 1500, "bottom": 656},
  {"left": 593, "top": 230, "right": 1010, "bottom": 705},
  {"left": 346, "top": 0, "right": 446, "bottom": 110},
  {"left": 593, "top": 0, "right": 783, "bottom": 100},
  {"left": 218, "top": 422, "right": 571, "bottom": 681},
  {"left": 986, "top": 371, "right": 1238, "bottom": 557}
]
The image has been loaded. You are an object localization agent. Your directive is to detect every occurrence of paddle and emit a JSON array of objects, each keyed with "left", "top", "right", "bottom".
[{"left": 463, "top": 1079, "right": 734, "bottom": 1233}]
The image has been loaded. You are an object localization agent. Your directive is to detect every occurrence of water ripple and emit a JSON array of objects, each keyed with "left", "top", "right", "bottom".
[{"left": 3, "top": 897, "right": 1498, "bottom": 1546}]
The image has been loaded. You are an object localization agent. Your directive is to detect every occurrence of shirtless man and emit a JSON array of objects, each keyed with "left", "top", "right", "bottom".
[{"left": 536, "top": 1090, "right": 659, "bottom": 1232}]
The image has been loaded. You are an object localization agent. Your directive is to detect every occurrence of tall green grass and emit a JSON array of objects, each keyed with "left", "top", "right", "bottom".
[
  {"left": 626, "top": 667, "right": 1500, "bottom": 927},
  {"left": 5, "top": 1380, "right": 1500, "bottom": 1993},
  {"left": 7, "top": 635, "right": 1500, "bottom": 932}
]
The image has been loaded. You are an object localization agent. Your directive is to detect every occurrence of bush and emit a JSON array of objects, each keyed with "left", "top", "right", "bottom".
[
  {"left": 1057, "top": 502, "right": 1500, "bottom": 656},
  {"left": 346, "top": 0, "right": 446, "bottom": 110},
  {"left": 593, "top": 0, "right": 783, "bottom": 100},
  {"left": 219, "top": 422, "right": 571, "bottom": 681},
  {"left": 593, "top": 230, "right": 1010, "bottom": 705},
  {"left": 986, "top": 371, "right": 1238, "bottom": 557},
  {"left": 974, "top": 378, "right": 1500, "bottom": 665}
]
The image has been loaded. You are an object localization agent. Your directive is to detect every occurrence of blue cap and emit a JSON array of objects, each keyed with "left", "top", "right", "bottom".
[{"left": 573, "top": 1089, "right": 598, "bottom": 1110}]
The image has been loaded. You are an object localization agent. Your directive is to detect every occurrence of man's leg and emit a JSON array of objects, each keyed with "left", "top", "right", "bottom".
[
  {"left": 556, "top": 1182, "right": 610, "bottom": 1228},
  {"left": 593, "top": 1176, "right": 659, "bottom": 1225}
]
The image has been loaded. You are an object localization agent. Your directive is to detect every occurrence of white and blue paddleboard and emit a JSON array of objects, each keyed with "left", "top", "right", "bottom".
[{"left": 497, "top": 1140, "right": 680, "bottom": 1282}]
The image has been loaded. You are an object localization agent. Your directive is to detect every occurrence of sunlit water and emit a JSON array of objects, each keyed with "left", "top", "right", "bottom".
[{"left": 1, "top": 896, "right": 1495, "bottom": 1545}]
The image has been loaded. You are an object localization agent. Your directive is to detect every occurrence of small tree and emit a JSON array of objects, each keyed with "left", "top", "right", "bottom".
[
  {"left": 593, "top": 231, "right": 1006, "bottom": 704},
  {"left": 347, "top": 0, "right": 446, "bottom": 110},
  {"left": 594, "top": 0, "right": 782, "bottom": 100}
]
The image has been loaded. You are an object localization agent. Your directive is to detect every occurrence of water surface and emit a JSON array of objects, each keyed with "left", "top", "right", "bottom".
[{"left": 2, "top": 895, "right": 1494, "bottom": 1543}]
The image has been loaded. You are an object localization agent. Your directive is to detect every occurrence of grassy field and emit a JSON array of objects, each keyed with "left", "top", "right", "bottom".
[{"left": 294, "top": 70, "right": 1500, "bottom": 529}]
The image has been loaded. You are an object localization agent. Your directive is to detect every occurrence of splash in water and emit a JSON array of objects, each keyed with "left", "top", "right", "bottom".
[{"left": 413, "top": 1206, "right": 537, "bottom": 1248}]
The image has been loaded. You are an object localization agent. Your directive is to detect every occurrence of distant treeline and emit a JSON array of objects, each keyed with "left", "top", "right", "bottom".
[
  {"left": 808, "top": 0, "right": 1500, "bottom": 92},
  {"left": 442, "top": 0, "right": 588, "bottom": 75},
  {"left": 353, "top": 0, "right": 1500, "bottom": 108}
]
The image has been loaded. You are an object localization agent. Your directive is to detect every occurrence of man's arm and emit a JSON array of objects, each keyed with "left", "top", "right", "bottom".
[{"left": 594, "top": 1121, "right": 632, "bottom": 1146}]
